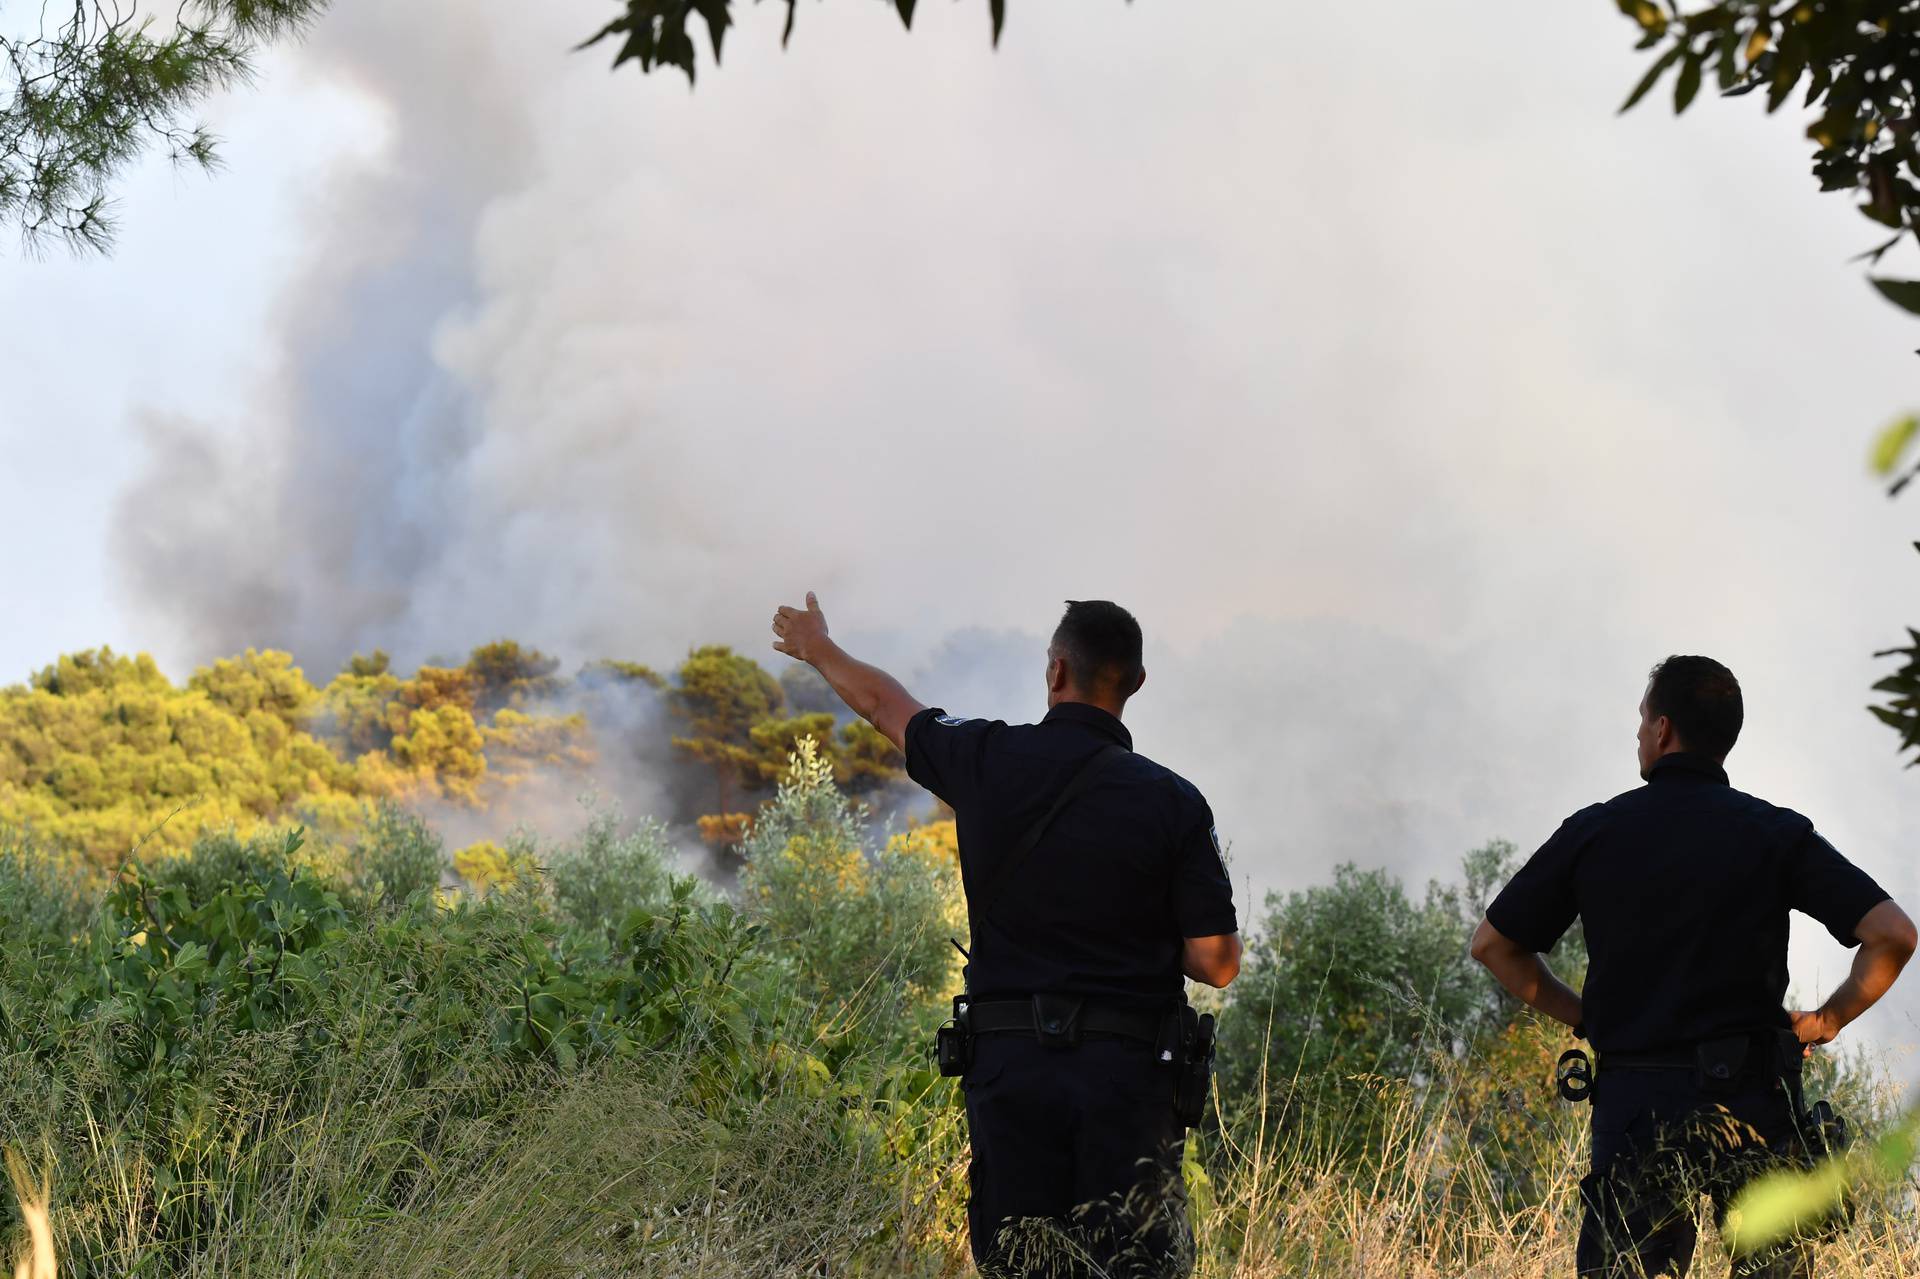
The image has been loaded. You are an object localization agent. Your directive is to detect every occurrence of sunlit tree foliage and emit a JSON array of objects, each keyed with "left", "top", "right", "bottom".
[
  {"left": 0, "top": 643, "right": 589, "bottom": 869},
  {"left": 0, "top": 638, "right": 904, "bottom": 869}
]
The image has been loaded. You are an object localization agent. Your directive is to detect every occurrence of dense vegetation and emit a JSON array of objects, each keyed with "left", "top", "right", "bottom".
[
  {"left": 0, "top": 741, "right": 963, "bottom": 1276},
  {"left": 0, "top": 643, "right": 1911, "bottom": 1274}
]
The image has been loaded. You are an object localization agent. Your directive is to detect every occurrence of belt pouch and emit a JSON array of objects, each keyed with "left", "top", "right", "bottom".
[
  {"left": 936, "top": 994, "right": 974, "bottom": 1077},
  {"left": 1693, "top": 1034, "right": 1753, "bottom": 1092},
  {"left": 1031, "top": 994, "right": 1085, "bottom": 1049}
]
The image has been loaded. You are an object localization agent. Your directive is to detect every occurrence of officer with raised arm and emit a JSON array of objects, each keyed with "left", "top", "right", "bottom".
[
  {"left": 772, "top": 592, "right": 1240, "bottom": 1279},
  {"left": 1471, "top": 655, "right": 1917, "bottom": 1279}
]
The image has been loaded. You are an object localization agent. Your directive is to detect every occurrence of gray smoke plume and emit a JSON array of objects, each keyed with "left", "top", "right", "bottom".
[
  {"left": 112, "top": 0, "right": 539, "bottom": 667},
  {"left": 105, "top": 0, "right": 1920, "bottom": 1050}
]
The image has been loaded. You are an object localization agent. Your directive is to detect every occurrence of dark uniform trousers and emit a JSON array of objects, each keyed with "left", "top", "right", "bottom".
[
  {"left": 963, "top": 1033, "right": 1191, "bottom": 1279},
  {"left": 1578, "top": 1044, "right": 1818, "bottom": 1279}
]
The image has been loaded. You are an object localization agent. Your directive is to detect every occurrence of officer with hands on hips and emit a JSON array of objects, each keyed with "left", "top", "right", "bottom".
[{"left": 1472, "top": 655, "right": 1916, "bottom": 1279}]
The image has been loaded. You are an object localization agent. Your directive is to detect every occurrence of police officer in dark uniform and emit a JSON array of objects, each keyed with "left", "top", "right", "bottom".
[
  {"left": 772, "top": 593, "right": 1241, "bottom": 1279},
  {"left": 1471, "top": 655, "right": 1916, "bottom": 1279}
]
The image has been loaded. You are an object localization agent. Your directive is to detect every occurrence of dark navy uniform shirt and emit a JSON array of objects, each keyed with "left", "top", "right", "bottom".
[
  {"left": 904, "top": 702, "right": 1237, "bottom": 1008},
  {"left": 1487, "top": 752, "right": 1890, "bottom": 1054}
]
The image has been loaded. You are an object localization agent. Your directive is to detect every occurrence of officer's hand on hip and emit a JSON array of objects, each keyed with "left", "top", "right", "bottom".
[
  {"left": 1789, "top": 1008, "right": 1839, "bottom": 1057},
  {"left": 773, "top": 592, "right": 830, "bottom": 664}
]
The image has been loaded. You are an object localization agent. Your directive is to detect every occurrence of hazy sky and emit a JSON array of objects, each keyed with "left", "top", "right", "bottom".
[{"left": 2, "top": 0, "right": 1917, "bottom": 1055}]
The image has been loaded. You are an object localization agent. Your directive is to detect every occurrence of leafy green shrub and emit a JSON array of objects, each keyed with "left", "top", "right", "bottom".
[
  {"left": 1215, "top": 842, "right": 1586, "bottom": 1164},
  {"left": 0, "top": 814, "right": 824, "bottom": 1274},
  {"left": 0, "top": 814, "right": 932, "bottom": 1275},
  {"left": 738, "top": 737, "right": 960, "bottom": 1037},
  {"left": 547, "top": 809, "right": 681, "bottom": 939},
  {"left": 143, "top": 827, "right": 298, "bottom": 904},
  {"left": 484, "top": 878, "right": 773, "bottom": 1097},
  {"left": 347, "top": 801, "right": 445, "bottom": 907},
  {"left": 79, "top": 829, "right": 350, "bottom": 1074}
]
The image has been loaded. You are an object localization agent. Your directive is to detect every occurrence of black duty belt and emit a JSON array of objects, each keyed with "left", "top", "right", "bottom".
[
  {"left": 1600, "top": 1046, "right": 1696, "bottom": 1072},
  {"left": 1599, "top": 1031, "right": 1790, "bottom": 1080},
  {"left": 968, "top": 997, "right": 1167, "bottom": 1047}
]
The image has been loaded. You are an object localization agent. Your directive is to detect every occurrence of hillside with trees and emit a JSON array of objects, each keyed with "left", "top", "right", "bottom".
[{"left": 0, "top": 640, "right": 911, "bottom": 876}]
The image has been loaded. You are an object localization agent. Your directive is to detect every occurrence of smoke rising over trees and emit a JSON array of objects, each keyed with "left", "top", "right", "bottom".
[{"left": 50, "top": 1, "right": 1904, "bottom": 1014}]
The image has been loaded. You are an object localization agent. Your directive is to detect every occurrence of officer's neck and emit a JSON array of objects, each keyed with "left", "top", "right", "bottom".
[{"left": 1048, "top": 691, "right": 1129, "bottom": 720}]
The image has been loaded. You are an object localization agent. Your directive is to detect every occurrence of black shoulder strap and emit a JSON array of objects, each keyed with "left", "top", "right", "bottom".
[{"left": 971, "top": 744, "right": 1128, "bottom": 929}]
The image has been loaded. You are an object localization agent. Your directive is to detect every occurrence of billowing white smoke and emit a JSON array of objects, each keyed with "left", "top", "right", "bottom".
[
  {"left": 112, "top": 0, "right": 1555, "bottom": 676},
  {"left": 111, "top": 0, "right": 546, "bottom": 667}
]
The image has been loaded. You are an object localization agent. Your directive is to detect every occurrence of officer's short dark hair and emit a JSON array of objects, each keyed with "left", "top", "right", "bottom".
[
  {"left": 1646, "top": 655, "right": 1743, "bottom": 760},
  {"left": 1051, "top": 600, "right": 1144, "bottom": 695}
]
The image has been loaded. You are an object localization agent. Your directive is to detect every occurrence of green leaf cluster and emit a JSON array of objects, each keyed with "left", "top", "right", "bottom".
[
  {"left": 491, "top": 879, "right": 770, "bottom": 1097},
  {"left": 1871, "top": 566, "right": 1920, "bottom": 763},
  {"left": 80, "top": 829, "right": 349, "bottom": 1079},
  {"left": 546, "top": 810, "right": 680, "bottom": 939},
  {"left": 1614, "top": 1, "right": 1920, "bottom": 313}
]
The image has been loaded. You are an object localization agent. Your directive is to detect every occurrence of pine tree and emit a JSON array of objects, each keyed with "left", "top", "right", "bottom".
[{"left": 1, "top": 0, "right": 327, "bottom": 252}]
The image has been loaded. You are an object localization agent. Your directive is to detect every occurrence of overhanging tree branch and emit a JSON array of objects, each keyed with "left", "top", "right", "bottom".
[
  {"left": 1615, "top": 1, "right": 1920, "bottom": 319},
  {"left": 1616, "top": 5, "right": 1920, "bottom": 762},
  {"left": 581, "top": 0, "right": 1036, "bottom": 83},
  {"left": 0, "top": 0, "right": 327, "bottom": 253}
]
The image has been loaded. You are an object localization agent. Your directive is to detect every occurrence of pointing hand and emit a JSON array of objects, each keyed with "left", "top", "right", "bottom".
[{"left": 772, "top": 591, "right": 830, "bottom": 664}]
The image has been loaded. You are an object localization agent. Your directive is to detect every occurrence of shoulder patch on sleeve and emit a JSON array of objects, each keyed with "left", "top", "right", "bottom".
[
  {"left": 934, "top": 714, "right": 974, "bottom": 728},
  {"left": 1209, "top": 825, "right": 1228, "bottom": 875}
]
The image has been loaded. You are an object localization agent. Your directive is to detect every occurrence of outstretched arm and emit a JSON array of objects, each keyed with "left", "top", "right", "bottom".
[
  {"left": 772, "top": 592, "right": 926, "bottom": 751},
  {"left": 1470, "top": 915, "right": 1584, "bottom": 1030},
  {"left": 1791, "top": 898, "right": 1918, "bottom": 1055}
]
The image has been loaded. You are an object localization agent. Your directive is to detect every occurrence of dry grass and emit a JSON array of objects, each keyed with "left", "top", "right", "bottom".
[
  {"left": 2, "top": 1029, "right": 1914, "bottom": 1278},
  {"left": 1180, "top": 1037, "right": 1920, "bottom": 1279}
]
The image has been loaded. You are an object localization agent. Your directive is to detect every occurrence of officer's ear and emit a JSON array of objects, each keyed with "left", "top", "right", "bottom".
[
  {"left": 1128, "top": 666, "right": 1147, "bottom": 698},
  {"left": 1046, "top": 653, "right": 1070, "bottom": 695},
  {"left": 1654, "top": 713, "right": 1685, "bottom": 754}
]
